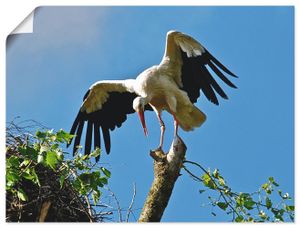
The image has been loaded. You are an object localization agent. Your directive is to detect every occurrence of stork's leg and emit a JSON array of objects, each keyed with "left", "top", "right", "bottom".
[
  {"left": 156, "top": 112, "right": 165, "bottom": 151},
  {"left": 173, "top": 114, "right": 179, "bottom": 137}
]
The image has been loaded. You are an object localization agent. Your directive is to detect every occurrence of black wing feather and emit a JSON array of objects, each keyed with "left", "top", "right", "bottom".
[
  {"left": 68, "top": 90, "right": 153, "bottom": 161},
  {"left": 199, "top": 65, "right": 219, "bottom": 105},
  {"left": 67, "top": 112, "right": 80, "bottom": 147},
  {"left": 73, "top": 120, "right": 84, "bottom": 155},
  {"left": 181, "top": 49, "right": 237, "bottom": 104},
  {"left": 205, "top": 49, "right": 238, "bottom": 78},
  {"left": 93, "top": 123, "right": 100, "bottom": 149},
  {"left": 85, "top": 121, "right": 93, "bottom": 155},
  {"left": 201, "top": 65, "right": 228, "bottom": 100},
  {"left": 101, "top": 127, "right": 111, "bottom": 154},
  {"left": 207, "top": 61, "right": 237, "bottom": 89},
  {"left": 93, "top": 123, "right": 101, "bottom": 162}
]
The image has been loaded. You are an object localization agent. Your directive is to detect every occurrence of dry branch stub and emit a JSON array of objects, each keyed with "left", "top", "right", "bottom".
[{"left": 138, "top": 136, "right": 187, "bottom": 222}]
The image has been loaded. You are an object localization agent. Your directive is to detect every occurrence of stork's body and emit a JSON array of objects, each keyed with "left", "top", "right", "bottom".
[
  {"left": 68, "top": 31, "right": 237, "bottom": 160},
  {"left": 133, "top": 64, "right": 206, "bottom": 149}
]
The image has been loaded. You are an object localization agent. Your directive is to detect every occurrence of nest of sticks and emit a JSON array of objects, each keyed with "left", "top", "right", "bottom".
[{"left": 5, "top": 120, "right": 96, "bottom": 222}]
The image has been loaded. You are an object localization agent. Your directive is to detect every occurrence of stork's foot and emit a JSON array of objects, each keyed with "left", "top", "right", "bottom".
[
  {"left": 150, "top": 149, "right": 166, "bottom": 162},
  {"left": 172, "top": 135, "right": 187, "bottom": 152}
]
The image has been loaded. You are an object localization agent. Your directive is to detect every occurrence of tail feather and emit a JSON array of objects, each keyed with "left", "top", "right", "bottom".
[{"left": 176, "top": 105, "right": 206, "bottom": 131}]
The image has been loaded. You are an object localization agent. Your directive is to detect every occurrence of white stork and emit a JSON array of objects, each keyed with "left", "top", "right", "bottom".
[{"left": 67, "top": 30, "right": 237, "bottom": 161}]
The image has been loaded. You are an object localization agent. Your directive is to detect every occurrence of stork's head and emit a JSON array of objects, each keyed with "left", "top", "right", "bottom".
[{"left": 133, "top": 97, "right": 148, "bottom": 136}]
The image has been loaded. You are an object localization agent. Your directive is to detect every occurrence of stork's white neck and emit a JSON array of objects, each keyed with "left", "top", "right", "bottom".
[{"left": 132, "top": 96, "right": 150, "bottom": 112}]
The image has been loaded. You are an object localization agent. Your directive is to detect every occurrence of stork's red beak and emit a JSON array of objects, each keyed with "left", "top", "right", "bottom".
[{"left": 138, "top": 110, "right": 148, "bottom": 136}]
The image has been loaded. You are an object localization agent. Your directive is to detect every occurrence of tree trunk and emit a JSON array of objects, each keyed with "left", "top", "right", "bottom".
[{"left": 138, "top": 136, "right": 187, "bottom": 222}]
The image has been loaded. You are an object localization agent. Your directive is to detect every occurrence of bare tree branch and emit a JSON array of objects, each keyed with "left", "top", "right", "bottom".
[
  {"left": 107, "top": 187, "right": 123, "bottom": 222},
  {"left": 138, "top": 136, "right": 186, "bottom": 222},
  {"left": 126, "top": 183, "right": 137, "bottom": 222}
]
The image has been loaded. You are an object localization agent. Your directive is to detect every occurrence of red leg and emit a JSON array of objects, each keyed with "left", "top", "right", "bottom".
[
  {"left": 156, "top": 112, "right": 165, "bottom": 151},
  {"left": 173, "top": 114, "right": 179, "bottom": 137}
]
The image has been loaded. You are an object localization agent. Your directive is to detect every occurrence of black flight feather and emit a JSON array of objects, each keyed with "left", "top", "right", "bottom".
[
  {"left": 73, "top": 120, "right": 84, "bottom": 155},
  {"left": 101, "top": 128, "right": 111, "bottom": 154},
  {"left": 85, "top": 121, "right": 93, "bottom": 155},
  {"left": 205, "top": 49, "right": 238, "bottom": 78},
  {"left": 180, "top": 49, "right": 237, "bottom": 105},
  {"left": 201, "top": 65, "right": 228, "bottom": 99},
  {"left": 207, "top": 61, "right": 237, "bottom": 89},
  {"left": 67, "top": 89, "right": 154, "bottom": 161}
]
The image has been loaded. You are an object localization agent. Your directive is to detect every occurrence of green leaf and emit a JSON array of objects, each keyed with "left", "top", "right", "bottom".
[
  {"left": 259, "top": 210, "right": 268, "bottom": 220},
  {"left": 6, "top": 170, "right": 20, "bottom": 184},
  {"left": 275, "top": 214, "right": 284, "bottom": 222},
  {"left": 40, "top": 145, "right": 49, "bottom": 153},
  {"left": 99, "top": 177, "right": 108, "bottom": 185},
  {"left": 247, "top": 217, "right": 254, "bottom": 222},
  {"left": 37, "top": 154, "right": 45, "bottom": 164},
  {"left": 90, "top": 148, "right": 101, "bottom": 158},
  {"left": 45, "top": 151, "right": 58, "bottom": 169},
  {"left": 81, "top": 154, "right": 89, "bottom": 161},
  {"left": 21, "top": 167, "right": 40, "bottom": 186},
  {"left": 51, "top": 143, "right": 59, "bottom": 150},
  {"left": 261, "top": 183, "right": 269, "bottom": 190},
  {"left": 266, "top": 197, "right": 272, "bottom": 209},
  {"left": 101, "top": 167, "right": 111, "bottom": 178},
  {"left": 236, "top": 196, "right": 244, "bottom": 207},
  {"left": 217, "top": 202, "right": 228, "bottom": 210},
  {"left": 31, "top": 168, "right": 40, "bottom": 186},
  {"left": 235, "top": 215, "right": 244, "bottom": 222},
  {"left": 17, "top": 188, "right": 28, "bottom": 201},
  {"left": 285, "top": 205, "right": 294, "bottom": 211},
  {"left": 22, "top": 171, "right": 35, "bottom": 181},
  {"left": 20, "top": 159, "right": 31, "bottom": 167},
  {"left": 261, "top": 183, "right": 272, "bottom": 194},
  {"left": 218, "top": 177, "right": 226, "bottom": 186},
  {"left": 59, "top": 175, "right": 65, "bottom": 189},
  {"left": 79, "top": 173, "right": 92, "bottom": 185},
  {"left": 56, "top": 129, "right": 74, "bottom": 143},
  {"left": 7, "top": 156, "right": 20, "bottom": 168},
  {"left": 18, "top": 145, "right": 38, "bottom": 160},
  {"left": 269, "top": 177, "right": 279, "bottom": 187},
  {"left": 57, "top": 151, "right": 64, "bottom": 161},
  {"left": 271, "top": 208, "right": 284, "bottom": 221},
  {"left": 92, "top": 189, "right": 101, "bottom": 205},
  {"left": 244, "top": 199, "right": 255, "bottom": 210},
  {"left": 212, "top": 169, "right": 219, "bottom": 178},
  {"left": 201, "top": 173, "right": 216, "bottom": 189},
  {"left": 36, "top": 130, "right": 47, "bottom": 139}
]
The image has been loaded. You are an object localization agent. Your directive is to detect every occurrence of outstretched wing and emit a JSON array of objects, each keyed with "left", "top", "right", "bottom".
[
  {"left": 162, "top": 30, "right": 237, "bottom": 105},
  {"left": 67, "top": 80, "right": 138, "bottom": 161}
]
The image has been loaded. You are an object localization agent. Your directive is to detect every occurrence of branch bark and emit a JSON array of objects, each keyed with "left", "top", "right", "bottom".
[
  {"left": 38, "top": 200, "right": 52, "bottom": 222},
  {"left": 138, "top": 136, "right": 186, "bottom": 222}
]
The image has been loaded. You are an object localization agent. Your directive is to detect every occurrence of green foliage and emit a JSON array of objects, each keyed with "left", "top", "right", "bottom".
[
  {"left": 6, "top": 129, "right": 110, "bottom": 206},
  {"left": 183, "top": 161, "right": 294, "bottom": 222}
]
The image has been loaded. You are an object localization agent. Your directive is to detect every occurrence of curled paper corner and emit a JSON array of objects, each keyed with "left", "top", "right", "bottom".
[
  {"left": 10, "top": 9, "right": 35, "bottom": 35},
  {"left": 7, "top": 8, "right": 38, "bottom": 50}
]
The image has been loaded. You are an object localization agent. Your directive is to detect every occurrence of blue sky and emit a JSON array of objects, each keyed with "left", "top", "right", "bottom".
[{"left": 6, "top": 6, "right": 294, "bottom": 222}]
